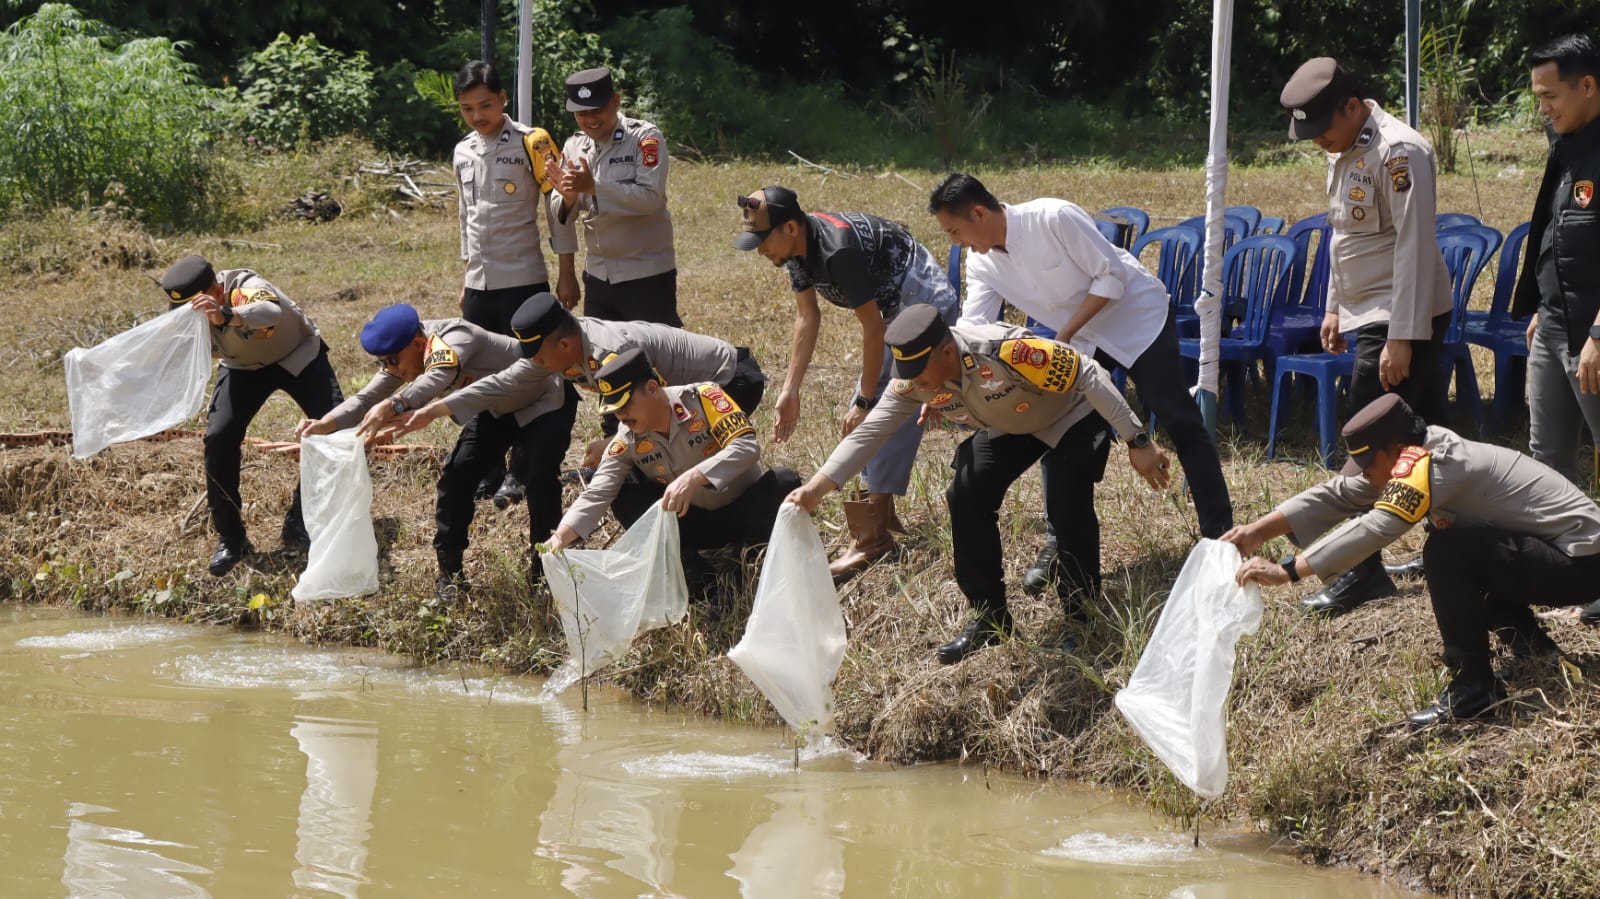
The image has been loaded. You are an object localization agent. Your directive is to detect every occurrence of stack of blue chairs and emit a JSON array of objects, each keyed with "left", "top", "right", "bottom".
[{"left": 1462, "top": 222, "right": 1532, "bottom": 434}]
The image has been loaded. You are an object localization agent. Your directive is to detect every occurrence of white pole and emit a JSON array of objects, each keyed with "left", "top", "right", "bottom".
[
  {"left": 517, "top": 0, "right": 532, "bottom": 124},
  {"left": 1405, "top": 0, "right": 1421, "bottom": 128},
  {"left": 1194, "top": 0, "right": 1234, "bottom": 432}
]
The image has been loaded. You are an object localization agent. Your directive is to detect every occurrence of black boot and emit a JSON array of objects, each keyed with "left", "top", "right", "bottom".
[
  {"left": 1383, "top": 555, "right": 1425, "bottom": 578},
  {"left": 280, "top": 511, "right": 311, "bottom": 550},
  {"left": 1406, "top": 675, "right": 1504, "bottom": 729},
  {"left": 1579, "top": 598, "right": 1600, "bottom": 626},
  {"left": 436, "top": 549, "right": 470, "bottom": 603},
  {"left": 1301, "top": 555, "right": 1396, "bottom": 617},
  {"left": 936, "top": 608, "right": 1015, "bottom": 665},
  {"left": 208, "top": 536, "right": 251, "bottom": 577},
  {"left": 493, "top": 472, "right": 525, "bottom": 510},
  {"left": 1497, "top": 622, "right": 1565, "bottom": 663},
  {"left": 1021, "top": 537, "right": 1059, "bottom": 597}
]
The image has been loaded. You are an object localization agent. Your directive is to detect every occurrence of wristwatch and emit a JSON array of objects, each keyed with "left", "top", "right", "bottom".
[
  {"left": 390, "top": 396, "right": 407, "bottom": 416},
  {"left": 1588, "top": 324, "right": 1600, "bottom": 342},
  {"left": 852, "top": 394, "right": 876, "bottom": 410},
  {"left": 1279, "top": 555, "right": 1302, "bottom": 583},
  {"left": 1126, "top": 431, "right": 1151, "bottom": 449}
]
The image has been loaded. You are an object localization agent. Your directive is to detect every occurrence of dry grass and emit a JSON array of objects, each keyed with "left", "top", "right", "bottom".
[{"left": 5, "top": 128, "right": 1597, "bottom": 896}]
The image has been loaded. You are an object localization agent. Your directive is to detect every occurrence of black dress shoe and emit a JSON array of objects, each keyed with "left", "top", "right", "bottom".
[
  {"left": 493, "top": 473, "right": 525, "bottom": 510},
  {"left": 1499, "top": 624, "right": 1565, "bottom": 663},
  {"left": 1406, "top": 677, "right": 1503, "bottom": 729},
  {"left": 1382, "top": 556, "right": 1425, "bottom": 578},
  {"left": 1580, "top": 599, "right": 1600, "bottom": 626},
  {"left": 1301, "top": 559, "right": 1397, "bottom": 617},
  {"left": 936, "top": 611, "right": 1014, "bottom": 665},
  {"left": 280, "top": 515, "right": 311, "bottom": 550},
  {"left": 435, "top": 571, "right": 471, "bottom": 604},
  {"left": 208, "top": 539, "right": 250, "bottom": 577},
  {"left": 1021, "top": 538, "right": 1059, "bottom": 597}
]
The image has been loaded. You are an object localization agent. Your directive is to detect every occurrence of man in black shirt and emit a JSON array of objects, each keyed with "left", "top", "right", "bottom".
[
  {"left": 735, "top": 185, "right": 959, "bottom": 579},
  {"left": 1513, "top": 33, "right": 1600, "bottom": 485}
]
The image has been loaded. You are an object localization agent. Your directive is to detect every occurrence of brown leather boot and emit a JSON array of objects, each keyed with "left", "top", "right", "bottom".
[{"left": 829, "top": 491, "right": 896, "bottom": 581}]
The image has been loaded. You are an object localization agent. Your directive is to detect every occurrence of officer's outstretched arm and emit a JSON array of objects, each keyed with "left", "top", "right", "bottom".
[{"left": 786, "top": 473, "right": 838, "bottom": 512}]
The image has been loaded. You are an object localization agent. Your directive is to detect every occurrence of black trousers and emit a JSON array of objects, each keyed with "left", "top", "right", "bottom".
[
  {"left": 462, "top": 282, "right": 549, "bottom": 336},
  {"left": 434, "top": 382, "right": 579, "bottom": 559},
  {"left": 949, "top": 414, "right": 1112, "bottom": 615},
  {"left": 1423, "top": 526, "right": 1600, "bottom": 681},
  {"left": 1094, "top": 309, "right": 1233, "bottom": 537},
  {"left": 611, "top": 467, "right": 802, "bottom": 572},
  {"left": 1348, "top": 311, "right": 1451, "bottom": 425},
  {"left": 205, "top": 347, "right": 343, "bottom": 542},
  {"left": 582, "top": 269, "right": 681, "bottom": 327}
]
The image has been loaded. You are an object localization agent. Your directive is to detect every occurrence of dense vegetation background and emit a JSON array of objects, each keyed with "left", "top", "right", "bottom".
[{"left": 0, "top": 1, "right": 1591, "bottom": 230}]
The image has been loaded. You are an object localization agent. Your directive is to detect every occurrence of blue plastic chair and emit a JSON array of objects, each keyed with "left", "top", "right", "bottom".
[
  {"left": 1436, "top": 229, "right": 1495, "bottom": 434},
  {"left": 1177, "top": 235, "right": 1299, "bottom": 425},
  {"left": 1437, "top": 212, "right": 1483, "bottom": 231},
  {"left": 946, "top": 244, "right": 962, "bottom": 293},
  {"left": 1095, "top": 218, "right": 1131, "bottom": 249},
  {"left": 1265, "top": 213, "right": 1331, "bottom": 362},
  {"left": 1134, "top": 225, "right": 1203, "bottom": 312},
  {"left": 1267, "top": 345, "right": 1356, "bottom": 469},
  {"left": 1444, "top": 223, "right": 1504, "bottom": 274},
  {"left": 1256, "top": 216, "right": 1286, "bottom": 235},
  {"left": 1101, "top": 206, "right": 1151, "bottom": 243},
  {"left": 1463, "top": 221, "right": 1533, "bottom": 434},
  {"left": 1224, "top": 205, "right": 1263, "bottom": 235},
  {"left": 1177, "top": 213, "right": 1250, "bottom": 255}
]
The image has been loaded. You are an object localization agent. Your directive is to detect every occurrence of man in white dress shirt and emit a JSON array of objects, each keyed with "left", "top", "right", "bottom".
[{"left": 929, "top": 173, "right": 1233, "bottom": 588}]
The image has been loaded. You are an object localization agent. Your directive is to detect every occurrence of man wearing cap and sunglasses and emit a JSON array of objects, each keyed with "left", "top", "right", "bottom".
[
  {"left": 735, "top": 185, "right": 961, "bottom": 581},
  {"left": 787, "top": 305, "right": 1172, "bottom": 664},
  {"left": 157, "top": 254, "right": 344, "bottom": 577},
  {"left": 543, "top": 348, "right": 800, "bottom": 599},
  {"left": 406, "top": 293, "right": 764, "bottom": 471},
  {"left": 296, "top": 304, "right": 575, "bottom": 601},
  {"left": 1224, "top": 393, "right": 1600, "bottom": 728},
  {"left": 1278, "top": 57, "right": 1454, "bottom": 617},
  {"left": 548, "top": 66, "right": 679, "bottom": 326}
]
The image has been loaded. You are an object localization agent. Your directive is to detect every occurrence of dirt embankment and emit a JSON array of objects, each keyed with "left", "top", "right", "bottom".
[{"left": 6, "top": 437, "right": 1600, "bottom": 897}]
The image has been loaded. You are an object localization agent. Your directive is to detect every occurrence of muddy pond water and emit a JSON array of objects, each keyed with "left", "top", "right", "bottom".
[{"left": 0, "top": 605, "right": 1428, "bottom": 898}]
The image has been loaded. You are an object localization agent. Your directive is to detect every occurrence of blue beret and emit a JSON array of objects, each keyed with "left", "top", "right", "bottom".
[{"left": 360, "top": 304, "right": 422, "bottom": 356}]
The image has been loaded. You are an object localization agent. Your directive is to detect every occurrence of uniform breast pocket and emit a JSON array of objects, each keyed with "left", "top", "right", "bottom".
[{"left": 1555, "top": 209, "right": 1600, "bottom": 290}]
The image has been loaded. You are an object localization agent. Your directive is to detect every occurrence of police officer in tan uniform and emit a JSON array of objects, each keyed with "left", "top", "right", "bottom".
[
  {"left": 1225, "top": 394, "right": 1600, "bottom": 727},
  {"left": 304, "top": 304, "right": 575, "bottom": 600},
  {"left": 549, "top": 67, "right": 679, "bottom": 326},
  {"left": 1279, "top": 58, "right": 1454, "bottom": 615},
  {"left": 158, "top": 255, "right": 344, "bottom": 577},
  {"left": 788, "top": 305, "right": 1172, "bottom": 664},
  {"left": 413, "top": 293, "right": 764, "bottom": 468},
  {"left": 543, "top": 349, "right": 800, "bottom": 598}
]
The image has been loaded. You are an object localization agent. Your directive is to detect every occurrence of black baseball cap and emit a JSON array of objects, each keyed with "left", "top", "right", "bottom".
[
  {"left": 595, "top": 347, "right": 660, "bottom": 414},
  {"left": 566, "top": 67, "right": 615, "bottom": 111},
  {"left": 160, "top": 255, "right": 215, "bottom": 304},
  {"left": 1341, "top": 393, "right": 1421, "bottom": 475},
  {"left": 886, "top": 304, "right": 951, "bottom": 379},
  {"left": 1280, "top": 57, "right": 1360, "bottom": 141},
  {"left": 509, "top": 292, "right": 574, "bottom": 358},
  {"left": 732, "top": 186, "right": 805, "bottom": 250}
]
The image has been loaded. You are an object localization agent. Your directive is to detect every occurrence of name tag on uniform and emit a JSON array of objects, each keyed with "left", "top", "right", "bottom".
[{"left": 609, "top": 155, "right": 636, "bottom": 165}]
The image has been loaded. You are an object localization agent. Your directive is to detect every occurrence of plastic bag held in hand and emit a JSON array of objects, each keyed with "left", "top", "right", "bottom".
[
  {"left": 1114, "top": 539, "right": 1263, "bottom": 799},
  {"left": 65, "top": 306, "right": 213, "bottom": 459},
  {"left": 728, "top": 504, "right": 848, "bottom": 741},
  {"left": 291, "top": 431, "right": 380, "bottom": 601},
  {"left": 541, "top": 503, "right": 688, "bottom": 695}
]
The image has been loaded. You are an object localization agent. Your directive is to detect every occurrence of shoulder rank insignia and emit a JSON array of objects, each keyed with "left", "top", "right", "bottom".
[
  {"left": 696, "top": 384, "right": 753, "bottom": 447},
  {"left": 999, "top": 338, "right": 1080, "bottom": 393},
  {"left": 672, "top": 401, "right": 691, "bottom": 422},
  {"left": 961, "top": 353, "right": 976, "bottom": 370},
  {"left": 1375, "top": 446, "right": 1431, "bottom": 524},
  {"left": 423, "top": 334, "right": 459, "bottom": 370}
]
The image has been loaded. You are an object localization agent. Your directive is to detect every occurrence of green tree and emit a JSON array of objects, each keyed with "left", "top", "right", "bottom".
[
  {"left": 235, "top": 33, "right": 374, "bottom": 148},
  {"left": 0, "top": 3, "right": 221, "bottom": 227}
]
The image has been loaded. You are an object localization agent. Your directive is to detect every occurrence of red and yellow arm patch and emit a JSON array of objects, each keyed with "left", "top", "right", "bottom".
[
  {"left": 1374, "top": 446, "right": 1431, "bottom": 524},
  {"left": 605, "top": 437, "right": 628, "bottom": 458},
  {"left": 998, "top": 338, "right": 1081, "bottom": 393},
  {"left": 696, "top": 384, "right": 753, "bottom": 447},
  {"left": 423, "top": 334, "right": 460, "bottom": 371},
  {"left": 229, "top": 287, "right": 276, "bottom": 307},
  {"left": 640, "top": 136, "right": 660, "bottom": 168}
]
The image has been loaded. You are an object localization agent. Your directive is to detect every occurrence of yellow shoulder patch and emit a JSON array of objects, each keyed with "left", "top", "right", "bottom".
[
  {"left": 999, "top": 338, "right": 1080, "bottom": 393},
  {"left": 230, "top": 287, "right": 276, "bottom": 307},
  {"left": 522, "top": 127, "right": 557, "bottom": 193},
  {"left": 423, "top": 334, "right": 460, "bottom": 370},
  {"left": 696, "top": 384, "right": 753, "bottom": 447},
  {"left": 1374, "top": 447, "right": 1431, "bottom": 524}
]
